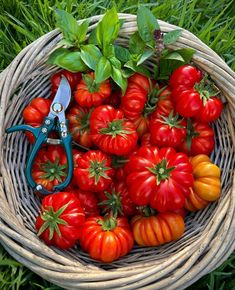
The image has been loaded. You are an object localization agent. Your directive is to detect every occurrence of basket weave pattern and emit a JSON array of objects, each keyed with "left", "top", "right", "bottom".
[{"left": 0, "top": 14, "right": 234, "bottom": 289}]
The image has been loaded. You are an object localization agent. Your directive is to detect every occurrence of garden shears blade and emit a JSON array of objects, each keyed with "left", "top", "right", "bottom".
[{"left": 6, "top": 76, "right": 73, "bottom": 196}]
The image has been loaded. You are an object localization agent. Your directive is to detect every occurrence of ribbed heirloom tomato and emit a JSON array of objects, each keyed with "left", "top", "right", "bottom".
[
  {"left": 131, "top": 212, "right": 185, "bottom": 246},
  {"left": 23, "top": 97, "right": 52, "bottom": 143},
  {"left": 74, "top": 72, "right": 111, "bottom": 108},
  {"left": 126, "top": 146, "right": 193, "bottom": 212},
  {"left": 66, "top": 104, "right": 93, "bottom": 148},
  {"left": 170, "top": 65, "right": 223, "bottom": 121},
  {"left": 80, "top": 216, "right": 134, "bottom": 262},
  {"left": 90, "top": 105, "right": 138, "bottom": 156},
  {"left": 74, "top": 150, "right": 114, "bottom": 192},
  {"left": 35, "top": 192, "right": 85, "bottom": 249}
]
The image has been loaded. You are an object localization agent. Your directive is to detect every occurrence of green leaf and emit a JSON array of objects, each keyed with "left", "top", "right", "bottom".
[
  {"left": 47, "top": 48, "right": 87, "bottom": 72},
  {"left": 103, "top": 44, "right": 115, "bottom": 58},
  {"left": 137, "top": 50, "right": 154, "bottom": 65},
  {"left": 137, "top": 6, "right": 160, "bottom": 43},
  {"left": 162, "top": 51, "right": 185, "bottom": 61},
  {"left": 76, "top": 19, "right": 89, "bottom": 43},
  {"left": 114, "top": 45, "right": 131, "bottom": 63},
  {"left": 80, "top": 44, "right": 102, "bottom": 70},
  {"left": 88, "top": 28, "right": 98, "bottom": 45},
  {"left": 111, "top": 67, "right": 127, "bottom": 95},
  {"left": 55, "top": 9, "right": 79, "bottom": 43},
  {"left": 175, "top": 48, "right": 196, "bottom": 62},
  {"left": 96, "top": 7, "right": 120, "bottom": 49},
  {"left": 129, "top": 32, "right": 145, "bottom": 54},
  {"left": 163, "top": 29, "right": 182, "bottom": 45},
  {"left": 124, "top": 60, "right": 151, "bottom": 77},
  {"left": 122, "top": 68, "right": 134, "bottom": 78},
  {"left": 109, "top": 57, "right": 121, "bottom": 69},
  {"left": 95, "top": 56, "right": 111, "bottom": 83}
]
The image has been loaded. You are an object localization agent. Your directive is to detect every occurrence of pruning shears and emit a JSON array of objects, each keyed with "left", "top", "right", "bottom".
[{"left": 6, "top": 76, "right": 73, "bottom": 195}]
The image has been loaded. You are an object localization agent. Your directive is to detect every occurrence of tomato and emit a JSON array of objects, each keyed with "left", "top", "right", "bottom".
[
  {"left": 23, "top": 97, "right": 52, "bottom": 143},
  {"left": 50, "top": 70, "right": 82, "bottom": 98},
  {"left": 103, "top": 88, "right": 122, "bottom": 108},
  {"left": 73, "top": 150, "right": 114, "bottom": 192},
  {"left": 32, "top": 145, "right": 68, "bottom": 192},
  {"left": 67, "top": 104, "right": 93, "bottom": 148},
  {"left": 132, "top": 115, "right": 149, "bottom": 137},
  {"left": 178, "top": 119, "right": 215, "bottom": 156},
  {"left": 74, "top": 72, "right": 111, "bottom": 108},
  {"left": 120, "top": 73, "right": 150, "bottom": 120},
  {"left": 97, "top": 181, "right": 137, "bottom": 217},
  {"left": 141, "top": 133, "right": 152, "bottom": 146},
  {"left": 126, "top": 146, "right": 193, "bottom": 212},
  {"left": 185, "top": 187, "right": 209, "bottom": 211},
  {"left": 90, "top": 105, "right": 138, "bottom": 156},
  {"left": 194, "top": 97, "right": 223, "bottom": 123},
  {"left": 35, "top": 192, "right": 85, "bottom": 249},
  {"left": 73, "top": 189, "right": 100, "bottom": 217},
  {"left": 170, "top": 65, "right": 222, "bottom": 121},
  {"left": 131, "top": 212, "right": 185, "bottom": 246},
  {"left": 149, "top": 87, "right": 174, "bottom": 119},
  {"left": 150, "top": 112, "right": 186, "bottom": 148},
  {"left": 80, "top": 216, "right": 134, "bottom": 262}
]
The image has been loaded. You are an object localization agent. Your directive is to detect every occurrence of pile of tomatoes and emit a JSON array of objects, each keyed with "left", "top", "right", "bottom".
[{"left": 23, "top": 65, "right": 222, "bottom": 263}]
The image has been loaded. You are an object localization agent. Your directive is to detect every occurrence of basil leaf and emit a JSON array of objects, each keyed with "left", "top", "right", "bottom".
[
  {"left": 47, "top": 48, "right": 87, "bottom": 72},
  {"left": 76, "top": 19, "right": 89, "bottom": 43},
  {"left": 103, "top": 44, "right": 115, "bottom": 58},
  {"left": 162, "top": 51, "right": 185, "bottom": 62},
  {"left": 129, "top": 32, "right": 145, "bottom": 54},
  {"left": 175, "top": 48, "right": 196, "bottom": 62},
  {"left": 80, "top": 44, "right": 102, "bottom": 70},
  {"left": 111, "top": 67, "right": 127, "bottom": 95},
  {"left": 137, "top": 6, "right": 160, "bottom": 43},
  {"left": 109, "top": 57, "right": 121, "bottom": 69},
  {"left": 122, "top": 68, "right": 134, "bottom": 78},
  {"left": 95, "top": 56, "right": 111, "bottom": 83},
  {"left": 114, "top": 45, "right": 131, "bottom": 63},
  {"left": 163, "top": 29, "right": 182, "bottom": 45},
  {"left": 88, "top": 28, "right": 98, "bottom": 45},
  {"left": 55, "top": 9, "right": 79, "bottom": 44},
  {"left": 96, "top": 7, "right": 120, "bottom": 49},
  {"left": 124, "top": 60, "right": 151, "bottom": 77},
  {"left": 137, "top": 50, "right": 154, "bottom": 65}
]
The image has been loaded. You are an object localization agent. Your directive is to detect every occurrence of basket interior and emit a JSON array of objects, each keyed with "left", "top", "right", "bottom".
[{"left": 2, "top": 44, "right": 235, "bottom": 271}]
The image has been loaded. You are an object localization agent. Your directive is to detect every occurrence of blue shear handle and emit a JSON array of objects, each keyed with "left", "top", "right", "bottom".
[
  {"left": 6, "top": 124, "right": 40, "bottom": 138},
  {"left": 53, "top": 133, "right": 73, "bottom": 192}
]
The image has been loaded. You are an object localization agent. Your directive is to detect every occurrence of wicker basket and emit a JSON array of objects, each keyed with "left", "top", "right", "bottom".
[{"left": 0, "top": 14, "right": 234, "bottom": 290}]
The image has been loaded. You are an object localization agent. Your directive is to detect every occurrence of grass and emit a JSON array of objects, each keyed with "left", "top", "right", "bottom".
[{"left": 0, "top": 0, "right": 234, "bottom": 289}]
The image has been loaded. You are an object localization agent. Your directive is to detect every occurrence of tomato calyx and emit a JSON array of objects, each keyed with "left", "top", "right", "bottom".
[
  {"left": 99, "top": 190, "right": 123, "bottom": 217},
  {"left": 144, "top": 85, "right": 167, "bottom": 117},
  {"left": 40, "top": 159, "right": 67, "bottom": 182},
  {"left": 88, "top": 160, "right": 112, "bottom": 184},
  {"left": 76, "top": 109, "right": 91, "bottom": 132},
  {"left": 160, "top": 111, "right": 184, "bottom": 129},
  {"left": 97, "top": 216, "right": 117, "bottom": 231},
  {"left": 83, "top": 74, "right": 100, "bottom": 93},
  {"left": 147, "top": 158, "right": 175, "bottom": 185},
  {"left": 194, "top": 74, "right": 219, "bottom": 106},
  {"left": 186, "top": 118, "right": 200, "bottom": 151},
  {"left": 137, "top": 206, "right": 157, "bottom": 217},
  {"left": 37, "top": 204, "right": 69, "bottom": 240},
  {"left": 111, "top": 155, "right": 128, "bottom": 168},
  {"left": 99, "top": 120, "right": 132, "bottom": 138}
]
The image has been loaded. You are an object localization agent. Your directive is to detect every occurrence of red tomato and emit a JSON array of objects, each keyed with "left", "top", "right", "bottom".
[
  {"left": 73, "top": 150, "right": 114, "bottom": 192},
  {"left": 50, "top": 70, "right": 82, "bottom": 98},
  {"left": 103, "top": 88, "right": 122, "bottom": 108},
  {"left": 67, "top": 104, "right": 93, "bottom": 148},
  {"left": 23, "top": 97, "right": 52, "bottom": 143},
  {"left": 150, "top": 112, "right": 186, "bottom": 148},
  {"left": 132, "top": 115, "right": 149, "bottom": 137},
  {"left": 178, "top": 120, "right": 215, "bottom": 156},
  {"left": 97, "top": 181, "right": 137, "bottom": 217},
  {"left": 90, "top": 105, "right": 138, "bottom": 156},
  {"left": 126, "top": 146, "right": 193, "bottom": 212},
  {"left": 35, "top": 192, "right": 85, "bottom": 249},
  {"left": 74, "top": 72, "right": 111, "bottom": 108},
  {"left": 32, "top": 145, "right": 68, "bottom": 192},
  {"left": 80, "top": 216, "right": 134, "bottom": 262},
  {"left": 194, "top": 97, "right": 223, "bottom": 123},
  {"left": 170, "top": 65, "right": 222, "bottom": 121},
  {"left": 131, "top": 212, "right": 185, "bottom": 246},
  {"left": 141, "top": 133, "right": 152, "bottom": 146},
  {"left": 73, "top": 189, "right": 100, "bottom": 217},
  {"left": 149, "top": 87, "right": 174, "bottom": 119}
]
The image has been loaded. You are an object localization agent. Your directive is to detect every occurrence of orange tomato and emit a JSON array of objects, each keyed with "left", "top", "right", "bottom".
[{"left": 131, "top": 212, "right": 185, "bottom": 246}]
